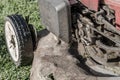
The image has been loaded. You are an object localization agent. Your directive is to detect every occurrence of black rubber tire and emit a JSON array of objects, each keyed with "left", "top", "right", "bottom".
[
  {"left": 4, "top": 14, "right": 33, "bottom": 67},
  {"left": 28, "top": 24, "right": 37, "bottom": 51}
]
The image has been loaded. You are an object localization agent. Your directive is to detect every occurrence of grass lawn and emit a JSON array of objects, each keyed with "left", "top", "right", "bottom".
[{"left": 0, "top": 0, "right": 42, "bottom": 79}]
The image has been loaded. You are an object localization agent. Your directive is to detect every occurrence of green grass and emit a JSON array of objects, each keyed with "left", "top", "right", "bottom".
[{"left": 0, "top": 0, "right": 42, "bottom": 79}]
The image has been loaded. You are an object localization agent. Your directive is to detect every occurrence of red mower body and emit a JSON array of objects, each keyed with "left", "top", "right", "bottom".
[{"left": 80, "top": 0, "right": 99, "bottom": 11}]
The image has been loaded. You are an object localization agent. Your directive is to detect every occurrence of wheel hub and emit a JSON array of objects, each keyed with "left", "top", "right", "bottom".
[{"left": 5, "top": 21, "right": 19, "bottom": 62}]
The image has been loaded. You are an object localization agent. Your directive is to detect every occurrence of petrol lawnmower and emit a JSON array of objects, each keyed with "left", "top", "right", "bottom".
[{"left": 4, "top": 0, "right": 120, "bottom": 76}]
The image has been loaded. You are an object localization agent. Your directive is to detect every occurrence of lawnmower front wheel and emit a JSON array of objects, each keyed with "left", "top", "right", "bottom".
[{"left": 4, "top": 15, "right": 34, "bottom": 66}]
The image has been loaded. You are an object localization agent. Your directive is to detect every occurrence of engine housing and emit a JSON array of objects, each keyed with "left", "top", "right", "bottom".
[
  {"left": 38, "top": 0, "right": 71, "bottom": 43},
  {"left": 104, "top": 0, "right": 120, "bottom": 30}
]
